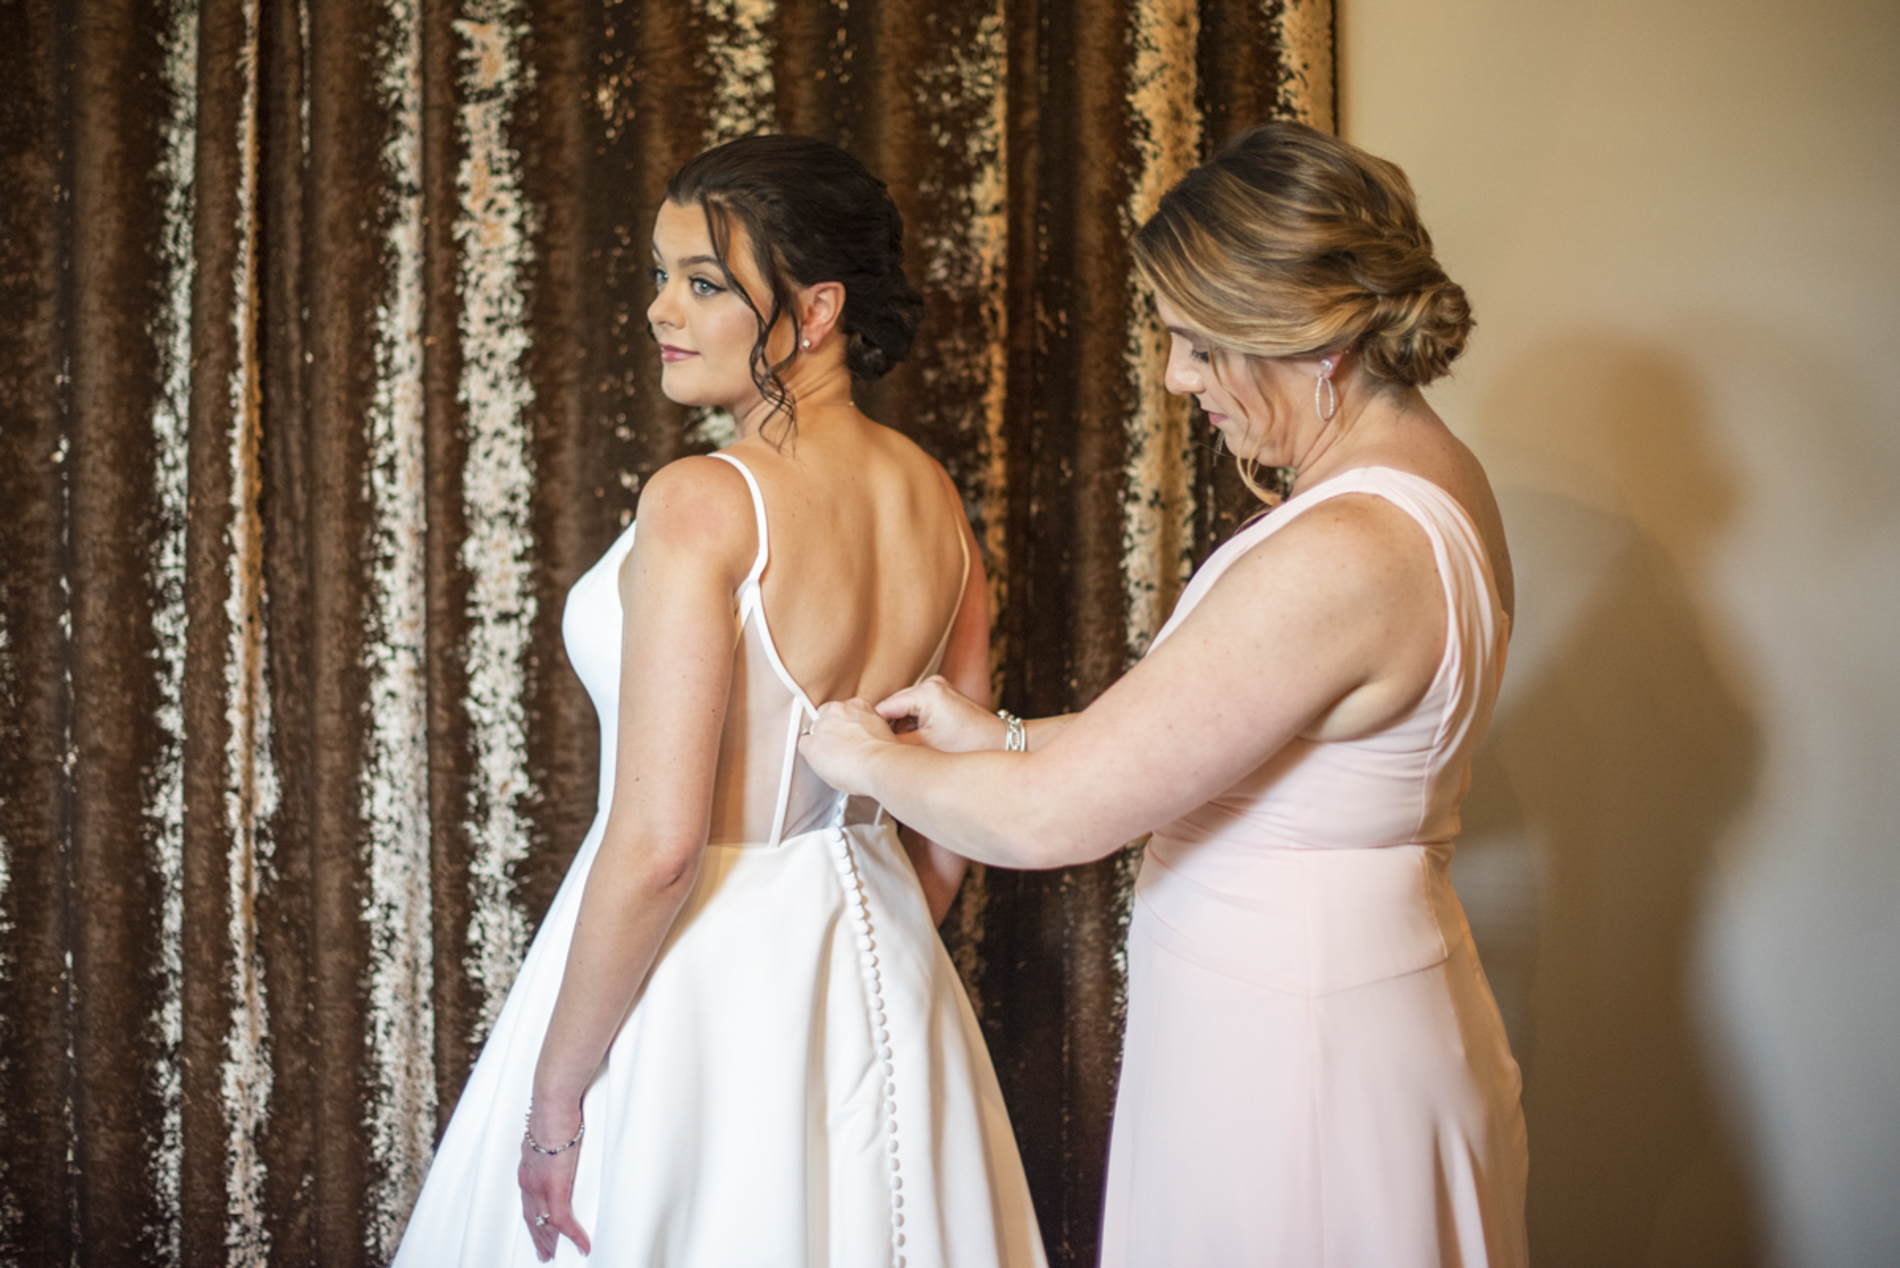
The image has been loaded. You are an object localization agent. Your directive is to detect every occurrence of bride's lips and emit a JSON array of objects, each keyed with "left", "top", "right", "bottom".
[{"left": 658, "top": 344, "right": 696, "bottom": 363}]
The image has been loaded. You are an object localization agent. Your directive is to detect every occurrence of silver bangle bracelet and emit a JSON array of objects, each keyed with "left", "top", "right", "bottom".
[{"left": 996, "top": 709, "right": 1027, "bottom": 753}]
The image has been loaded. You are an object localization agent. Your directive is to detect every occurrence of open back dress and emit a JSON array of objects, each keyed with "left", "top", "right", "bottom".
[{"left": 394, "top": 452, "right": 1046, "bottom": 1268}]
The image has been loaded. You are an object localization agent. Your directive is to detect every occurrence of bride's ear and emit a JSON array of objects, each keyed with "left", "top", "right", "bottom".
[{"left": 795, "top": 281, "right": 846, "bottom": 351}]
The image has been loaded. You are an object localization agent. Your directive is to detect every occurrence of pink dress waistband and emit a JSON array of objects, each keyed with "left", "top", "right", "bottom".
[{"left": 1134, "top": 834, "right": 1473, "bottom": 997}]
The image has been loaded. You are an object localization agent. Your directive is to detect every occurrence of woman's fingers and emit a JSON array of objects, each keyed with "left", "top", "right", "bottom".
[
  {"left": 519, "top": 1150, "right": 591, "bottom": 1261},
  {"left": 522, "top": 1195, "right": 591, "bottom": 1262},
  {"left": 815, "top": 697, "right": 890, "bottom": 738},
  {"left": 876, "top": 676, "right": 997, "bottom": 753},
  {"left": 875, "top": 679, "right": 933, "bottom": 722},
  {"left": 543, "top": 1204, "right": 592, "bottom": 1259},
  {"left": 801, "top": 699, "right": 889, "bottom": 791},
  {"left": 521, "top": 1182, "right": 559, "bottom": 1262}
]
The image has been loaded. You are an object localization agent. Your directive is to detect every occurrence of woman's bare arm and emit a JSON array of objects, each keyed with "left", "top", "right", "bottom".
[
  {"left": 877, "top": 678, "right": 1075, "bottom": 755},
  {"left": 805, "top": 495, "right": 1446, "bottom": 869},
  {"left": 518, "top": 457, "right": 755, "bottom": 1259}
]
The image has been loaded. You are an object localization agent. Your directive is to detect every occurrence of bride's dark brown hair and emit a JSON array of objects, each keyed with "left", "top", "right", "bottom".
[{"left": 666, "top": 135, "right": 924, "bottom": 444}]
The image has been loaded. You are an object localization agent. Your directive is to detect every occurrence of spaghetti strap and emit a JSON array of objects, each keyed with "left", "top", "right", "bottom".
[
  {"left": 703, "top": 451, "right": 813, "bottom": 713},
  {"left": 917, "top": 499, "right": 972, "bottom": 683},
  {"left": 708, "top": 451, "right": 770, "bottom": 588},
  {"left": 702, "top": 452, "right": 808, "bottom": 849}
]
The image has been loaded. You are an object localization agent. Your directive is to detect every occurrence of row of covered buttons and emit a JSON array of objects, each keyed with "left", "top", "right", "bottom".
[{"left": 827, "top": 826, "right": 909, "bottom": 1267}]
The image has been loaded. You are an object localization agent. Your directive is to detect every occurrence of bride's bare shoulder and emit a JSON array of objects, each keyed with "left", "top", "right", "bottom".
[{"left": 624, "top": 455, "right": 758, "bottom": 570}]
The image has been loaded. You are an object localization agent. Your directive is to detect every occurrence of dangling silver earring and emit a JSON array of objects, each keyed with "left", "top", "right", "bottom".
[{"left": 1314, "top": 358, "right": 1339, "bottom": 422}]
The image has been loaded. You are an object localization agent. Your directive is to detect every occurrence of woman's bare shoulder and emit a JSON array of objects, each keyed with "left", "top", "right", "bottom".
[
  {"left": 1186, "top": 492, "right": 1441, "bottom": 648},
  {"left": 1244, "top": 491, "right": 1436, "bottom": 587},
  {"left": 624, "top": 455, "right": 758, "bottom": 572},
  {"left": 1369, "top": 432, "right": 1514, "bottom": 618}
]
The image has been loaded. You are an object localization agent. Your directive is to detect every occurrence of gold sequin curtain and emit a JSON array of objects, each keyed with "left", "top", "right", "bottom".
[{"left": 0, "top": 1, "right": 1331, "bottom": 1262}]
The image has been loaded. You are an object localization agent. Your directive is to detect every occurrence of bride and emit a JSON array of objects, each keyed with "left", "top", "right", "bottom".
[{"left": 393, "top": 135, "right": 1045, "bottom": 1268}]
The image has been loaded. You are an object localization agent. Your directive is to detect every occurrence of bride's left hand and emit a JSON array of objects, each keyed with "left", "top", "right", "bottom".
[
  {"left": 518, "top": 1117, "right": 591, "bottom": 1262},
  {"left": 800, "top": 698, "right": 898, "bottom": 794}
]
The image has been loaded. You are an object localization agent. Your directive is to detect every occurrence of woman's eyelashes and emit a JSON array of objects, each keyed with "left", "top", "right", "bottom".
[
  {"left": 1170, "top": 330, "right": 1212, "bottom": 365},
  {"left": 650, "top": 265, "right": 726, "bottom": 298}
]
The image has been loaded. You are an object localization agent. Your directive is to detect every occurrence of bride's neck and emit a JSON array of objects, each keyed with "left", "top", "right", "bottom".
[{"left": 733, "top": 360, "right": 857, "bottom": 443}]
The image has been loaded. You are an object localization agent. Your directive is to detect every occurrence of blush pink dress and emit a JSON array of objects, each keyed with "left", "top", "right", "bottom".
[{"left": 1101, "top": 467, "right": 1529, "bottom": 1267}]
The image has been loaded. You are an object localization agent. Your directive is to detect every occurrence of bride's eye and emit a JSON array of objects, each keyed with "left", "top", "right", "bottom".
[
  {"left": 650, "top": 267, "right": 667, "bottom": 289},
  {"left": 690, "top": 276, "right": 724, "bottom": 297}
]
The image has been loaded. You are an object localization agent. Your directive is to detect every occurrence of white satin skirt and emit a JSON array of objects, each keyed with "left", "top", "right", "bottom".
[{"left": 393, "top": 817, "right": 1044, "bottom": 1268}]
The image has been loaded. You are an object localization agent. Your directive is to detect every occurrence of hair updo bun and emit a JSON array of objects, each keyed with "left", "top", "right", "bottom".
[
  {"left": 666, "top": 135, "right": 923, "bottom": 436},
  {"left": 1132, "top": 121, "right": 1473, "bottom": 390},
  {"left": 1357, "top": 276, "right": 1473, "bottom": 388}
]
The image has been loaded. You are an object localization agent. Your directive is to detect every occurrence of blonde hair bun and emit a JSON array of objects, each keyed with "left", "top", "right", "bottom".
[
  {"left": 1359, "top": 275, "right": 1473, "bottom": 387},
  {"left": 1133, "top": 121, "right": 1472, "bottom": 389}
]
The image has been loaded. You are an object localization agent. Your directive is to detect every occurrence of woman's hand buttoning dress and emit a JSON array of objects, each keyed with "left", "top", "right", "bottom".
[
  {"left": 804, "top": 121, "right": 1530, "bottom": 1268},
  {"left": 392, "top": 134, "right": 1045, "bottom": 1268}
]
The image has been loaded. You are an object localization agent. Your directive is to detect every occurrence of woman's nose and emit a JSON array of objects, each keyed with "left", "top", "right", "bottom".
[
  {"left": 1164, "top": 352, "right": 1201, "bottom": 396},
  {"left": 647, "top": 284, "right": 675, "bottom": 330}
]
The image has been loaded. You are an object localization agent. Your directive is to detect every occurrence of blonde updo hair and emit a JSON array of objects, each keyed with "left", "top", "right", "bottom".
[{"left": 1132, "top": 121, "right": 1472, "bottom": 389}]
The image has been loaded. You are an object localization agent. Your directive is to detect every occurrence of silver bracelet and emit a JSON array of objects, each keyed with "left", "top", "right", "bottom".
[
  {"left": 996, "top": 709, "right": 1027, "bottom": 753},
  {"left": 524, "top": 1107, "right": 586, "bottom": 1156}
]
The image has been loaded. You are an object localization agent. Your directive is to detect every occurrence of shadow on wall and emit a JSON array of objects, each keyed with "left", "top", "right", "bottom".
[{"left": 1449, "top": 335, "right": 1765, "bottom": 1267}]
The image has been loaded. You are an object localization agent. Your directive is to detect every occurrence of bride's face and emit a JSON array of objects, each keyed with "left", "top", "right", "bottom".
[{"left": 647, "top": 199, "right": 775, "bottom": 411}]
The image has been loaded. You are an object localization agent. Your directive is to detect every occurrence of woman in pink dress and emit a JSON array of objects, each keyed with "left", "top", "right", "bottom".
[{"left": 802, "top": 121, "right": 1530, "bottom": 1267}]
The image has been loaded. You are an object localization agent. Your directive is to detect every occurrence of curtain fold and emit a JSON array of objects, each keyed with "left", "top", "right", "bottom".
[{"left": 0, "top": 1, "right": 1333, "bottom": 1261}]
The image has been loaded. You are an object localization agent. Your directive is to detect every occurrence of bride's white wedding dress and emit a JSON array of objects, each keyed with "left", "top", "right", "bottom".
[{"left": 393, "top": 452, "right": 1045, "bottom": 1268}]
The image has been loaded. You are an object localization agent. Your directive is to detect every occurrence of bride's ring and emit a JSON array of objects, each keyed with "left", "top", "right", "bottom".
[{"left": 535, "top": 1213, "right": 551, "bottom": 1227}]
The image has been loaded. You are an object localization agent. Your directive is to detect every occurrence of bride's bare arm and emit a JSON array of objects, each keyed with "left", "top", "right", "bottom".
[
  {"left": 805, "top": 495, "right": 1448, "bottom": 869},
  {"left": 519, "top": 458, "right": 754, "bottom": 1259}
]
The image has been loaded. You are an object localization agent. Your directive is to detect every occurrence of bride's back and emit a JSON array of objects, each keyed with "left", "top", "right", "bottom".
[
  {"left": 704, "top": 413, "right": 973, "bottom": 845},
  {"left": 650, "top": 135, "right": 959, "bottom": 844}
]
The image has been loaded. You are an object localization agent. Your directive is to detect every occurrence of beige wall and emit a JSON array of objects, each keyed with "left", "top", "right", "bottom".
[{"left": 1339, "top": 1, "right": 1900, "bottom": 1264}]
